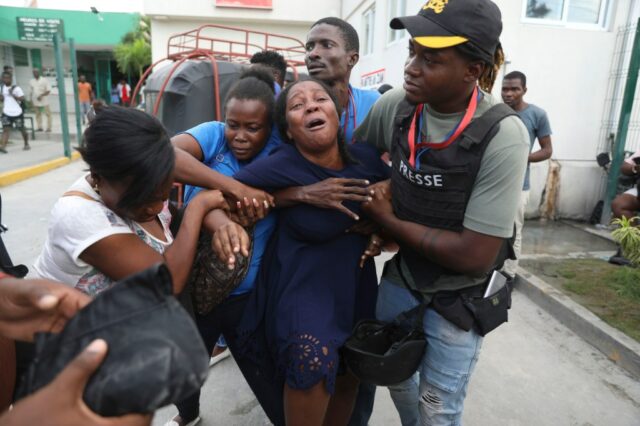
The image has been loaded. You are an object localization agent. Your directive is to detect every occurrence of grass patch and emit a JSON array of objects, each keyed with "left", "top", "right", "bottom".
[{"left": 521, "top": 258, "right": 640, "bottom": 342}]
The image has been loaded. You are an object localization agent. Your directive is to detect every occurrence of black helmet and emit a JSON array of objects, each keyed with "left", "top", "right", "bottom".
[{"left": 343, "top": 309, "right": 426, "bottom": 386}]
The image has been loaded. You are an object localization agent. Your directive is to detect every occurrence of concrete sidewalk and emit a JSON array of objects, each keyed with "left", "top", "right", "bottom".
[
  {"left": 0, "top": 135, "right": 81, "bottom": 186},
  {"left": 2, "top": 163, "right": 639, "bottom": 425}
]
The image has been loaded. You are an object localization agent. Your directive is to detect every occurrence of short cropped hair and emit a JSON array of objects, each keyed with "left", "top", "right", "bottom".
[
  {"left": 250, "top": 50, "right": 287, "bottom": 85},
  {"left": 504, "top": 70, "right": 527, "bottom": 88},
  {"left": 311, "top": 17, "right": 360, "bottom": 54}
]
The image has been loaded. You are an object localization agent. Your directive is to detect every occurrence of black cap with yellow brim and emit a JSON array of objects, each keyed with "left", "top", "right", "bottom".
[{"left": 390, "top": 0, "right": 502, "bottom": 59}]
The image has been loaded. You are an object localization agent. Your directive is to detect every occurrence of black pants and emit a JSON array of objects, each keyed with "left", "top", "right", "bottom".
[
  {"left": 348, "top": 382, "right": 376, "bottom": 426},
  {"left": 176, "top": 293, "right": 284, "bottom": 425}
]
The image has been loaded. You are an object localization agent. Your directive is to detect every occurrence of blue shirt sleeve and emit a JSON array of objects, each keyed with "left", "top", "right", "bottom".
[
  {"left": 183, "top": 121, "right": 227, "bottom": 164},
  {"left": 535, "top": 109, "right": 552, "bottom": 140},
  {"left": 353, "top": 87, "right": 381, "bottom": 125},
  {"left": 342, "top": 86, "right": 381, "bottom": 143}
]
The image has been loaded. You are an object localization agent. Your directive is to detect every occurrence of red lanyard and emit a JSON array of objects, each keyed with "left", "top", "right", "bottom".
[
  {"left": 407, "top": 86, "right": 479, "bottom": 167},
  {"left": 342, "top": 88, "right": 357, "bottom": 143},
  {"left": 0, "top": 271, "right": 10, "bottom": 281}
]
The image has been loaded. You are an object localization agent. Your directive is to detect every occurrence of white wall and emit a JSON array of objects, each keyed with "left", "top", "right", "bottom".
[{"left": 343, "top": 0, "right": 633, "bottom": 220}]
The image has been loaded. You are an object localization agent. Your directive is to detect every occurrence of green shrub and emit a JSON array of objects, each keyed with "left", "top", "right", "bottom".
[{"left": 611, "top": 216, "right": 640, "bottom": 266}]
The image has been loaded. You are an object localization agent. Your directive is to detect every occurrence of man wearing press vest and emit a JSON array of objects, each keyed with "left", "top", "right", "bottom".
[{"left": 356, "top": 1, "right": 528, "bottom": 424}]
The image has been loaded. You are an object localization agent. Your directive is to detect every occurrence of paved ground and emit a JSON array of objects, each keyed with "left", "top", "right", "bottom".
[{"left": 1, "top": 162, "right": 639, "bottom": 425}]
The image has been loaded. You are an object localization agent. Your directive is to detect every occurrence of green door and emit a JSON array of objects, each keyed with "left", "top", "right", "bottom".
[{"left": 94, "top": 58, "right": 112, "bottom": 103}]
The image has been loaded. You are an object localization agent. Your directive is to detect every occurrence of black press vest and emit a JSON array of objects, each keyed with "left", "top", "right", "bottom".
[{"left": 390, "top": 100, "right": 517, "bottom": 289}]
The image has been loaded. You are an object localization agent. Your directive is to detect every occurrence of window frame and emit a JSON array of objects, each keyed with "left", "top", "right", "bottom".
[
  {"left": 11, "top": 46, "right": 29, "bottom": 67},
  {"left": 521, "top": 0, "right": 613, "bottom": 30},
  {"left": 362, "top": 5, "right": 376, "bottom": 56},
  {"left": 387, "top": 0, "right": 407, "bottom": 45}
]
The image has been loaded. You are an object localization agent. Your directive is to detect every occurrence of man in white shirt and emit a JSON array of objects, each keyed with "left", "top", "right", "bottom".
[
  {"left": 1, "top": 71, "right": 29, "bottom": 153},
  {"left": 29, "top": 68, "right": 52, "bottom": 132}
]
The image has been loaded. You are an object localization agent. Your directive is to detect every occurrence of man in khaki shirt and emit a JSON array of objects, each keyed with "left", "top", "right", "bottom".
[{"left": 29, "top": 69, "right": 51, "bottom": 132}]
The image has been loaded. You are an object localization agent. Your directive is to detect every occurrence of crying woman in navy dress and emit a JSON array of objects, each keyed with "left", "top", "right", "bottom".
[{"left": 225, "top": 79, "right": 389, "bottom": 425}]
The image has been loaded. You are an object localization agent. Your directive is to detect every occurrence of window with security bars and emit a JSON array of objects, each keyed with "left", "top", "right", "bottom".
[
  {"left": 11, "top": 46, "right": 29, "bottom": 67},
  {"left": 523, "top": 0, "right": 611, "bottom": 28}
]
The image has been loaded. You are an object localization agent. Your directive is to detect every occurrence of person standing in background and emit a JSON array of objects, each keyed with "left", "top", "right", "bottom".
[
  {"left": 29, "top": 69, "right": 52, "bottom": 133},
  {"left": 501, "top": 70, "right": 553, "bottom": 280},
  {"left": 117, "top": 79, "right": 131, "bottom": 106},
  {"left": 250, "top": 50, "right": 287, "bottom": 96},
  {"left": 77, "top": 75, "right": 94, "bottom": 124},
  {"left": 1, "top": 71, "right": 29, "bottom": 152}
]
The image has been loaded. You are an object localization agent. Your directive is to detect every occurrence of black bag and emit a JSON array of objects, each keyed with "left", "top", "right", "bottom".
[
  {"left": 431, "top": 290, "right": 476, "bottom": 332},
  {"left": 17, "top": 264, "right": 209, "bottom": 416},
  {"left": 461, "top": 282, "right": 512, "bottom": 336},
  {"left": 416, "top": 276, "right": 512, "bottom": 337}
]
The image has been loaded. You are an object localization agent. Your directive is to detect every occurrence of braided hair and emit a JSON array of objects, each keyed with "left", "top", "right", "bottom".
[{"left": 456, "top": 42, "right": 505, "bottom": 93}]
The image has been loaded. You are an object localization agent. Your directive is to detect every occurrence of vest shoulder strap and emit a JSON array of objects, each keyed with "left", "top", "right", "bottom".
[
  {"left": 459, "top": 103, "right": 517, "bottom": 150},
  {"left": 394, "top": 98, "right": 417, "bottom": 127}
]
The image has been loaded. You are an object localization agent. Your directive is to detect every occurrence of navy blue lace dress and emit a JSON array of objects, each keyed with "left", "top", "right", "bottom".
[{"left": 235, "top": 142, "right": 389, "bottom": 395}]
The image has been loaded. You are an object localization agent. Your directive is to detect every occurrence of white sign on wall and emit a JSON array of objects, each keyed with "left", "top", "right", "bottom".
[{"left": 361, "top": 68, "right": 385, "bottom": 88}]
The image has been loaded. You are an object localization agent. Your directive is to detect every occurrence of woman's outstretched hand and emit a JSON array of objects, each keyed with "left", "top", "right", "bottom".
[{"left": 297, "top": 178, "right": 374, "bottom": 220}]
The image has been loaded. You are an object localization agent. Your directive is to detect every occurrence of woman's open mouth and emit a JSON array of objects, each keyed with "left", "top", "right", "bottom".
[{"left": 305, "top": 118, "right": 326, "bottom": 131}]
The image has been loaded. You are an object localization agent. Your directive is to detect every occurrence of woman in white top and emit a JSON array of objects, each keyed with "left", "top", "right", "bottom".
[{"left": 34, "top": 106, "right": 225, "bottom": 297}]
